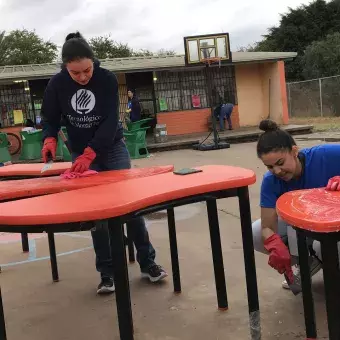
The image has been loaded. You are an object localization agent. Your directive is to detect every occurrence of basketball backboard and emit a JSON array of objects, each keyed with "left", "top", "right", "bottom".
[{"left": 183, "top": 33, "right": 232, "bottom": 66}]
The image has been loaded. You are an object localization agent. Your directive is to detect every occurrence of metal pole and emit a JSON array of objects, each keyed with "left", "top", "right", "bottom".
[
  {"left": 288, "top": 83, "right": 292, "bottom": 118},
  {"left": 319, "top": 78, "right": 323, "bottom": 117},
  {"left": 205, "top": 65, "right": 219, "bottom": 147}
]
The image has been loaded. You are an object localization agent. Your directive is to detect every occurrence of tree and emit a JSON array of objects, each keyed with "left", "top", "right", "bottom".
[
  {"left": 0, "top": 29, "right": 58, "bottom": 66},
  {"left": 133, "top": 49, "right": 154, "bottom": 57},
  {"left": 89, "top": 35, "right": 177, "bottom": 59},
  {"left": 89, "top": 35, "right": 133, "bottom": 59},
  {"left": 156, "top": 49, "right": 176, "bottom": 56},
  {"left": 251, "top": 0, "right": 340, "bottom": 80},
  {"left": 302, "top": 32, "right": 340, "bottom": 79}
]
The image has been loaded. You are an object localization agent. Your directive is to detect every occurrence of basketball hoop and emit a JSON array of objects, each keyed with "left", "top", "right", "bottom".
[{"left": 201, "top": 57, "right": 222, "bottom": 68}]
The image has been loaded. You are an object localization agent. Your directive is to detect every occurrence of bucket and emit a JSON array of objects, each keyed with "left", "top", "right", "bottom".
[{"left": 154, "top": 124, "right": 168, "bottom": 143}]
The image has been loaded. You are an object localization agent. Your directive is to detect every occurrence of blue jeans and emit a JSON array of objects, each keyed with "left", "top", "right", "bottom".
[
  {"left": 219, "top": 104, "right": 233, "bottom": 130},
  {"left": 72, "top": 139, "right": 156, "bottom": 279}
]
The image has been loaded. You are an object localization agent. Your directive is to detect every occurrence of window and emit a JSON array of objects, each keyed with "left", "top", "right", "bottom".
[{"left": 154, "top": 66, "right": 237, "bottom": 112}]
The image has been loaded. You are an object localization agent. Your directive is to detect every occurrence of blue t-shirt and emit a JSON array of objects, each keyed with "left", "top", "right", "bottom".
[{"left": 260, "top": 144, "right": 340, "bottom": 208}]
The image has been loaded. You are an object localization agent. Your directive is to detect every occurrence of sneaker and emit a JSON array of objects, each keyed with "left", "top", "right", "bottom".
[
  {"left": 97, "top": 277, "right": 115, "bottom": 294},
  {"left": 282, "top": 256, "right": 322, "bottom": 289},
  {"left": 141, "top": 264, "right": 168, "bottom": 283}
]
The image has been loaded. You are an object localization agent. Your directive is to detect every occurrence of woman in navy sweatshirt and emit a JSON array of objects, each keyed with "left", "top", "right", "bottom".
[{"left": 41, "top": 32, "right": 167, "bottom": 294}]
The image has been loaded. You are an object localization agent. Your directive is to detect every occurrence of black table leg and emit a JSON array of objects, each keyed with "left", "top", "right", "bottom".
[
  {"left": 206, "top": 199, "right": 228, "bottom": 311},
  {"left": 320, "top": 239, "right": 340, "bottom": 340},
  {"left": 167, "top": 208, "right": 181, "bottom": 294},
  {"left": 0, "top": 287, "right": 7, "bottom": 340},
  {"left": 296, "top": 230, "right": 317, "bottom": 339},
  {"left": 21, "top": 233, "right": 29, "bottom": 253},
  {"left": 108, "top": 218, "right": 134, "bottom": 340},
  {"left": 47, "top": 232, "right": 59, "bottom": 282},
  {"left": 126, "top": 225, "right": 136, "bottom": 263},
  {"left": 238, "top": 187, "right": 261, "bottom": 340}
]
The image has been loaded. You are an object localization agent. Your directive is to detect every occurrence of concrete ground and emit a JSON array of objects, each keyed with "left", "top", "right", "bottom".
[{"left": 1, "top": 139, "right": 332, "bottom": 340}]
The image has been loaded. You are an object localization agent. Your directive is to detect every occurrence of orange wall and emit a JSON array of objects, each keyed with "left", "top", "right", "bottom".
[
  {"left": 235, "top": 63, "right": 265, "bottom": 126},
  {"left": 235, "top": 61, "right": 289, "bottom": 127},
  {"left": 157, "top": 106, "right": 240, "bottom": 136}
]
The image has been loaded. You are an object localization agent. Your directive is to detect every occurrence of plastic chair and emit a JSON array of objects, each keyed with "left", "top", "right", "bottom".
[
  {"left": 127, "top": 118, "right": 153, "bottom": 131},
  {"left": 123, "top": 127, "right": 149, "bottom": 159},
  {"left": 0, "top": 133, "right": 11, "bottom": 163},
  {"left": 19, "top": 130, "right": 43, "bottom": 160}
]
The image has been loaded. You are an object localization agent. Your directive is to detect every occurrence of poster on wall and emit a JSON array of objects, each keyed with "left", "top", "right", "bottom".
[
  {"left": 13, "top": 110, "right": 24, "bottom": 125},
  {"left": 191, "top": 95, "right": 201, "bottom": 108},
  {"left": 159, "top": 98, "right": 168, "bottom": 111}
]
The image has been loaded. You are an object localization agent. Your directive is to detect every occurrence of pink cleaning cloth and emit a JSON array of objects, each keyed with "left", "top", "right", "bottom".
[{"left": 60, "top": 169, "right": 98, "bottom": 180}]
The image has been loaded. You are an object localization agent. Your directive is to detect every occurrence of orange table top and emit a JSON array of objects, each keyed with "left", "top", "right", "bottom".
[
  {"left": 277, "top": 188, "right": 340, "bottom": 233},
  {"left": 0, "top": 162, "right": 72, "bottom": 177},
  {"left": 0, "top": 165, "right": 174, "bottom": 202},
  {"left": 0, "top": 165, "right": 255, "bottom": 227}
]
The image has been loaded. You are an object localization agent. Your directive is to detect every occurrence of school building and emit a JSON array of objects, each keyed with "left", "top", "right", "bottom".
[{"left": 0, "top": 51, "right": 296, "bottom": 137}]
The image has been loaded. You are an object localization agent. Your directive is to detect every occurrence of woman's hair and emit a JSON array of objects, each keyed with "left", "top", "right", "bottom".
[
  {"left": 61, "top": 31, "right": 94, "bottom": 64},
  {"left": 256, "top": 119, "right": 296, "bottom": 157}
]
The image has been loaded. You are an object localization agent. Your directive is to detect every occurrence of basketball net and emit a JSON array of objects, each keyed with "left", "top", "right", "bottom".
[{"left": 200, "top": 47, "right": 222, "bottom": 67}]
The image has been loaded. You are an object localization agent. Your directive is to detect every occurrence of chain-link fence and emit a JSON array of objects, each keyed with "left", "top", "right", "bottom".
[{"left": 287, "top": 75, "right": 340, "bottom": 117}]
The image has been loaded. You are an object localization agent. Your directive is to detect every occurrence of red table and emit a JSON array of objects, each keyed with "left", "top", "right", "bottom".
[
  {"left": 0, "top": 162, "right": 73, "bottom": 179},
  {"left": 277, "top": 188, "right": 340, "bottom": 340},
  {"left": 0, "top": 165, "right": 174, "bottom": 281},
  {"left": 0, "top": 165, "right": 260, "bottom": 340}
]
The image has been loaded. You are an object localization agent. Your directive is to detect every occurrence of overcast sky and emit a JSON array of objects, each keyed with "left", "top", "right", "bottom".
[{"left": 0, "top": 0, "right": 312, "bottom": 54}]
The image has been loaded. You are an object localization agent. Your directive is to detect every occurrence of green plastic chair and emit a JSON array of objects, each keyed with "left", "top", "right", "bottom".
[
  {"left": 60, "top": 127, "right": 72, "bottom": 161},
  {"left": 0, "top": 133, "right": 11, "bottom": 163},
  {"left": 19, "top": 129, "right": 43, "bottom": 161},
  {"left": 123, "top": 127, "right": 149, "bottom": 159},
  {"left": 127, "top": 118, "right": 153, "bottom": 131}
]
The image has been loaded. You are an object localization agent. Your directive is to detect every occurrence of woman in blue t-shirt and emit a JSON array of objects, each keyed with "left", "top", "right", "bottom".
[{"left": 252, "top": 119, "right": 340, "bottom": 289}]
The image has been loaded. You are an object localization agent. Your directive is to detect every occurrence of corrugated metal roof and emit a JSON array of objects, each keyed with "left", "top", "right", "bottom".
[{"left": 0, "top": 52, "right": 297, "bottom": 82}]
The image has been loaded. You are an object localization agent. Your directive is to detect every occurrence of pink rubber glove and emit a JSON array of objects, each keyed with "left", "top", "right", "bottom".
[
  {"left": 70, "top": 147, "right": 96, "bottom": 174},
  {"left": 326, "top": 176, "right": 340, "bottom": 191},
  {"left": 264, "top": 234, "right": 294, "bottom": 283}
]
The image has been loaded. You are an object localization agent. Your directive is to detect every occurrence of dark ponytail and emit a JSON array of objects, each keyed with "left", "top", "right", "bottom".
[
  {"left": 256, "top": 119, "right": 296, "bottom": 157},
  {"left": 61, "top": 31, "right": 94, "bottom": 64}
]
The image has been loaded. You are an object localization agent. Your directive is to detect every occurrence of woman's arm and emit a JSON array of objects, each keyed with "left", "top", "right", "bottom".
[
  {"left": 261, "top": 207, "right": 278, "bottom": 241},
  {"left": 41, "top": 78, "right": 62, "bottom": 141}
]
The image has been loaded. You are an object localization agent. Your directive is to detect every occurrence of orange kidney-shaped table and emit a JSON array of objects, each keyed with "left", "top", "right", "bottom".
[
  {"left": 0, "top": 165, "right": 260, "bottom": 340},
  {"left": 0, "top": 162, "right": 73, "bottom": 179},
  {"left": 0, "top": 165, "right": 174, "bottom": 282},
  {"left": 0, "top": 162, "right": 72, "bottom": 253},
  {"left": 277, "top": 188, "right": 340, "bottom": 340}
]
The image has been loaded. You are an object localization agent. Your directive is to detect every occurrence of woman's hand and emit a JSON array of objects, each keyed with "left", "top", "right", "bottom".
[
  {"left": 41, "top": 137, "right": 57, "bottom": 163},
  {"left": 326, "top": 176, "right": 340, "bottom": 191},
  {"left": 264, "top": 234, "right": 294, "bottom": 283},
  {"left": 70, "top": 147, "right": 96, "bottom": 173}
]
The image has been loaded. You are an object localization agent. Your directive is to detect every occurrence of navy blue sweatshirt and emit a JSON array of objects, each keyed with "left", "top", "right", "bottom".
[{"left": 41, "top": 60, "right": 123, "bottom": 155}]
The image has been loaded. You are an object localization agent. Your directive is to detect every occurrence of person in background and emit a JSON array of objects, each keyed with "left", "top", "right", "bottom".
[
  {"left": 21, "top": 118, "right": 36, "bottom": 132},
  {"left": 252, "top": 119, "right": 340, "bottom": 290},
  {"left": 126, "top": 89, "right": 141, "bottom": 122},
  {"left": 213, "top": 103, "right": 233, "bottom": 131},
  {"left": 40, "top": 31, "right": 167, "bottom": 295}
]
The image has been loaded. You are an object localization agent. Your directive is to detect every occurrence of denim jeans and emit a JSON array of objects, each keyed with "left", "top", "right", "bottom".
[
  {"left": 219, "top": 104, "right": 233, "bottom": 130},
  {"left": 72, "top": 139, "right": 156, "bottom": 279}
]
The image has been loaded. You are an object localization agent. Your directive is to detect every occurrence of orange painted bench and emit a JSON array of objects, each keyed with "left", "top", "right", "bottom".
[
  {"left": 0, "top": 165, "right": 174, "bottom": 202},
  {"left": 0, "top": 165, "right": 175, "bottom": 280},
  {"left": 0, "top": 162, "right": 72, "bottom": 178},
  {"left": 0, "top": 165, "right": 260, "bottom": 340},
  {"left": 277, "top": 188, "right": 340, "bottom": 340}
]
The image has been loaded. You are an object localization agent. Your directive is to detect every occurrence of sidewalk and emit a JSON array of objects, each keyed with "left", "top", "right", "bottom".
[
  {"left": 147, "top": 124, "right": 314, "bottom": 152},
  {"left": 295, "top": 131, "right": 340, "bottom": 142}
]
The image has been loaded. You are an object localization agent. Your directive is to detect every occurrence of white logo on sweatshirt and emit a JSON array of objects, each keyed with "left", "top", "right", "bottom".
[{"left": 71, "top": 89, "right": 95, "bottom": 114}]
